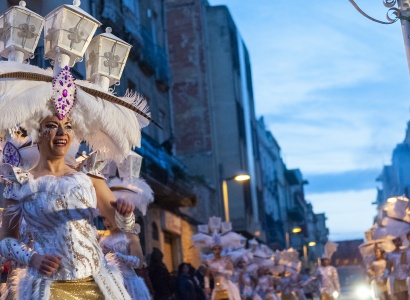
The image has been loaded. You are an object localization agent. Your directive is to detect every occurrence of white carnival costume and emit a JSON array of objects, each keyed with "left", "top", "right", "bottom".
[
  {"left": 0, "top": 1, "right": 155, "bottom": 299},
  {"left": 192, "top": 217, "right": 242, "bottom": 300},
  {"left": 98, "top": 153, "right": 154, "bottom": 300},
  {"left": 304, "top": 242, "right": 340, "bottom": 300},
  {"left": 100, "top": 229, "right": 151, "bottom": 300},
  {"left": 206, "top": 257, "right": 241, "bottom": 300},
  {"left": 0, "top": 156, "right": 130, "bottom": 299}
]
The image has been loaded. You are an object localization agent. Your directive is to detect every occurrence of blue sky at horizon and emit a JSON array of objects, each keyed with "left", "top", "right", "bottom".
[{"left": 209, "top": 0, "right": 410, "bottom": 241}]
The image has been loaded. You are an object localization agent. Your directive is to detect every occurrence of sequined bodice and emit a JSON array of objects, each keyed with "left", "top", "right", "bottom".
[
  {"left": 5, "top": 172, "right": 103, "bottom": 280},
  {"left": 371, "top": 259, "right": 386, "bottom": 282},
  {"left": 207, "top": 258, "right": 231, "bottom": 290}
]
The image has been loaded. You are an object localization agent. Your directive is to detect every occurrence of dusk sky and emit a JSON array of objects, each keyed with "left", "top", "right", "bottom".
[{"left": 209, "top": 0, "right": 410, "bottom": 241}]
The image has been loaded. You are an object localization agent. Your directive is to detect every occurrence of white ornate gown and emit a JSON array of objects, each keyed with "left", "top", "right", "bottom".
[
  {"left": 99, "top": 231, "right": 151, "bottom": 299},
  {"left": 0, "top": 163, "right": 131, "bottom": 300},
  {"left": 207, "top": 258, "right": 241, "bottom": 300}
]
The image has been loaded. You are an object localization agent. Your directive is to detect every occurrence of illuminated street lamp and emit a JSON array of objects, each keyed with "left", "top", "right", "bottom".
[
  {"left": 348, "top": 0, "right": 410, "bottom": 72},
  {"left": 0, "top": 1, "right": 44, "bottom": 62},
  {"left": 387, "top": 197, "right": 398, "bottom": 203},
  {"left": 222, "top": 172, "right": 250, "bottom": 222},
  {"left": 286, "top": 226, "right": 302, "bottom": 248}
]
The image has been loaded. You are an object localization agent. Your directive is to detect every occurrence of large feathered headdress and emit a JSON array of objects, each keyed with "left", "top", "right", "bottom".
[
  {"left": 192, "top": 216, "right": 243, "bottom": 253},
  {"left": 0, "top": 1, "right": 158, "bottom": 162}
]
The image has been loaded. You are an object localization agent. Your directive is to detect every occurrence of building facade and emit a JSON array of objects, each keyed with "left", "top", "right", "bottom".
[
  {"left": 376, "top": 121, "right": 410, "bottom": 207},
  {"left": 165, "top": 0, "right": 265, "bottom": 240},
  {"left": 256, "top": 118, "right": 329, "bottom": 258}
]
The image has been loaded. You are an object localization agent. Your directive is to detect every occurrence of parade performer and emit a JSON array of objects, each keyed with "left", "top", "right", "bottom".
[
  {"left": 205, "top": 244, "right": 241, "bottom": 300},
  {"left": 385, "top": 236, "right": 409, "bottom": 300},
  {"left": 253, "top": 266, "right": 278, "bottom": 300},
  {"left": 0, "top": 1, "right": 154, "bottom": 299},
  {"left": 99, "top": 217, "right": 150, "bottom": 300},
  {"left": 233, "top": 259, "right": 255, "bottom": 300},
  {"left": 192, "top": 217, "right": 242, "bottom": 300},
  {"left": 98, "top": 153, "right": 154, "bottom": 300},
  {"left": 277, "top": 270, "right": 297, "bottom": 300},
  {"left": 250, "top": 244, "right": 278, "bottom": 300},
  {"left": 290, "top": 271, "right": 306, "bottom": 300},
  {"left": 367, "top": 248, "right": 388, "bottom": 300},
  {"left": 310, "top": 256, "right": 340, "bottom": 300}
]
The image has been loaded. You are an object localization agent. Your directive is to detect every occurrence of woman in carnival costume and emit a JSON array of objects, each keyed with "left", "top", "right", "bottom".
[
  {"left": 367, "top": 248, "right": 388, "bottom": 300},
  {"left": 235, "top": 259, "right": 255, "bottom": 300},
  {"left": 192, "top": 217, "right": 242, "bottom": 300},
  {"left": 225, "top": 235, "right": 257, "bottom": 300},
  {"left": 0, "top": 1, "right": 156, "bottom": 299},
  {"left": 252, "top": 246, "right": 279, "bottom": 300},
  {"left": 98, "top": 153, "right": 154, "bottom": 300}
]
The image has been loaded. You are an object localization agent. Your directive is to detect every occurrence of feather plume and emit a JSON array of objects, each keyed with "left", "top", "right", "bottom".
[
  {"left": 0, "top": 61, "right": 145, "bottom": 162},
  {"left": 324, "top": 241, "right": 338, "bottom": 260},
  {"left": 74, "top": 88, "right": 141, "bottom": 162},
  {"left": 0, "top": 80, "right": 53, "bottom": 129},
  {"left": 121, "top": 89, "right": 151, "bottom": 128},
  {"left": 108, "top": 177, "right": 154, "bottom": 215}
]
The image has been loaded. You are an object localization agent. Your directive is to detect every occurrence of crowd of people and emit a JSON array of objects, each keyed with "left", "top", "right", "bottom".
[
  {"left": 184, "top": 217, "right": 341, "bottom": 300},
  {"left": 117, "top": 246, "right": 339, "bottom": 300}
]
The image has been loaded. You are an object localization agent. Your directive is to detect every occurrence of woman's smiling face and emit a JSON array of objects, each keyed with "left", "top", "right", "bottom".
[{"left": 37, "top": 115, "right": 74, "bottom": 158}]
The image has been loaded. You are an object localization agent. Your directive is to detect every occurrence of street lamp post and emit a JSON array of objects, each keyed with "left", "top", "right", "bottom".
[
  {"left": 348, "top": 0, "right": 410, "bottom": 71},
  {"left": 286, "top": 226, "right": 302, "bottom": 248},
  {"left": 222, "top": 172, "right": 250, "bottom": 222}
]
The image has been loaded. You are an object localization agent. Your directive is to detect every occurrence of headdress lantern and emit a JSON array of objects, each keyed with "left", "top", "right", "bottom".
[
  {"left": 44, "top": 0, "right": 100, "bottom": 74},
  {"left": 0, "top": 1, "right": 44, "bottom": 62},
  {"left": 0, "top": 1, "right": 156, "bottom": 162}
]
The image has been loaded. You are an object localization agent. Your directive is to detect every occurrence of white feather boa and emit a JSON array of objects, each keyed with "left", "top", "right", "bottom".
[{"left": 0, "top": 61, "right": 148, "bottom": 162}]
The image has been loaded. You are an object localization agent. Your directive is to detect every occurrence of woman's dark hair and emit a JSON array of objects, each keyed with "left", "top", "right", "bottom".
[
  {"left": 178, "top": 262, "right": 190, "bottom": 275},
  {"left": 374, "top": 247, "right": 385, "bottom": 256}
]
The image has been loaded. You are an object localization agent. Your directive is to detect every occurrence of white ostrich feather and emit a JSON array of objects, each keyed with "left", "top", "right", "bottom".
[
  {"left": 0, "top": 80, "right": 53, "bottom": 129},
  {"left": 192, "top": 226, "right": 243, "bottom": 253},
  {"left": 108, "top": 177, "right": 154, "bottom": 215},
  {"left": 75, "top": 87, "right": 141, "bottom": 162},
  {"left": 0, "top": 61, "right": 146, "bottom": 162},
  {"left": 120, "top": 89, "right": 150, "bottom": 128},
  {"left": 192, "top": 233, "right": 214, "bottom": 251}
]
